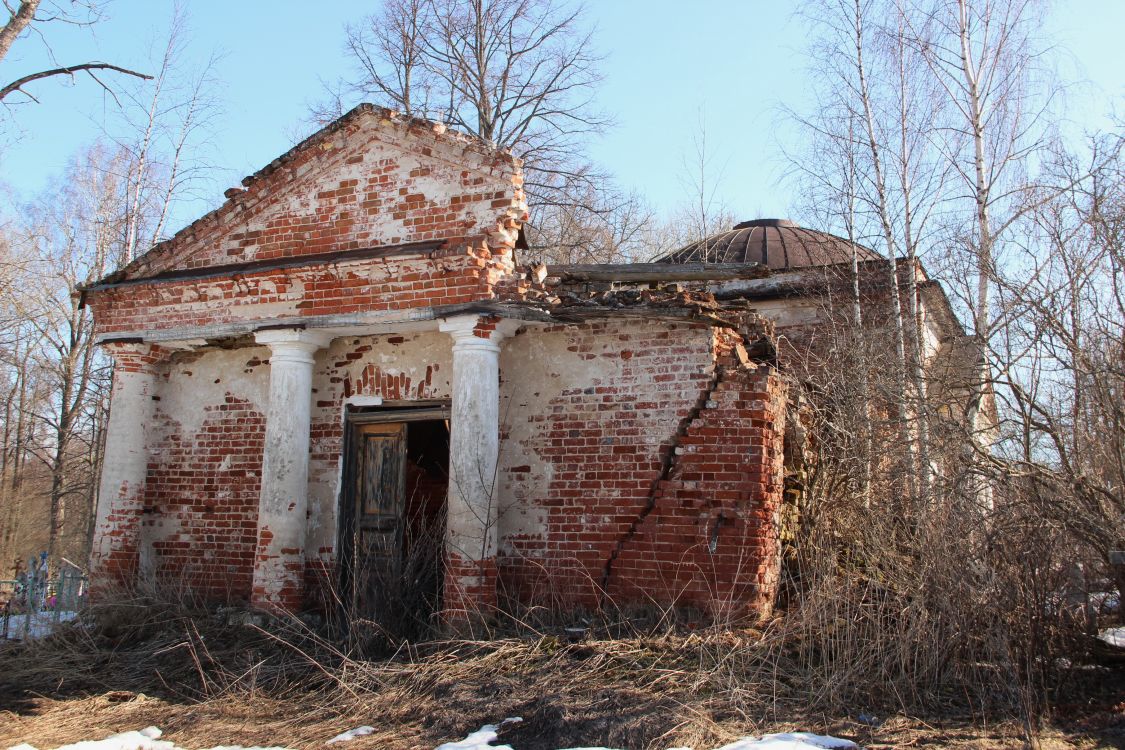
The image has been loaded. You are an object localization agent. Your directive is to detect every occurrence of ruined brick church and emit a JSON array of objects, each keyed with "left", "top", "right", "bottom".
[{"left": 82, "top": 104, "right": 965, "bottom": 623}]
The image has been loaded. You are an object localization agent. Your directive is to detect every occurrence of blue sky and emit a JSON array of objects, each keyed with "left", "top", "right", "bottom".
[{"left": 1, "top": 0, "right": 1122, "bottom": 234}]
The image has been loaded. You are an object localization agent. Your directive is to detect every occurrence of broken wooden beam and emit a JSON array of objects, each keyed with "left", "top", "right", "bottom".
[{"left": 546, "top": 262, "right": 771, "bottom": 283}]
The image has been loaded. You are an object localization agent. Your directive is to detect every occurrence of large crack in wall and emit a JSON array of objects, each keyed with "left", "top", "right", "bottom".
[{"left": 598, "top": 338, "right": 736, "bottom": 603}]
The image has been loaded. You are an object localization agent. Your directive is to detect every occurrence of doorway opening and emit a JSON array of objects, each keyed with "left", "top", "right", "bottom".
[{"left": 337, "top": 403, "right": 450, "bottom": 640}]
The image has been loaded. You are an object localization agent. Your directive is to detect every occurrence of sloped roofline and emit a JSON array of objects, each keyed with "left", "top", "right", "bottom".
[{"left": 96, "top": 103, "right": 520, "bottom": 286}]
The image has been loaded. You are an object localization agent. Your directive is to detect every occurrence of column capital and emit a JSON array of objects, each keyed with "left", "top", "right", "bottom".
[
  {"left": 439, "top": 315, "right": 521, "bottom": 353},
  {"left": 254, "top": 328, "right": 333, "bottom": 365},
  {"left": 102, "top": 340, "right": 167, "bottom": 373}
]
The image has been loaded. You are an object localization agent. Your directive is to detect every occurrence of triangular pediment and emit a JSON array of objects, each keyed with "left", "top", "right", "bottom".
[{"left": 105, "top": 105, "right": 522, "bottom": 284}]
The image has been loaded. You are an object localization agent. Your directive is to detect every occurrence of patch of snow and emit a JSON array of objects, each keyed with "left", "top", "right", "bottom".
[
  {"left": 1091, "top": 591, "right": 1120, "bottom": 613},
  {"left": 429, "top": 722, "right": 855, "bottom": 750},
  {"left": 2, "top": 611, "right": 77, "bottom": 640},
  {"left": 7, "top": 720, "right": 857, "bottom": 750},
  {"left": 434, "top": 719, "right": 522, "bottom": 750},
  {"left": 5, "top": 727, "right": 296, "bottom": 750},
  {"left": 716, "top": 734, "right": 857, "bottom": 750},
  {"left": 1099, "top": 626, "right": 1125, "bottom": 648},
  {"left": 325, "top": 727, "right": 374, "bottom": 745},
  {"left": 7, "top": 726, "right": 174, "bottom": 750}
]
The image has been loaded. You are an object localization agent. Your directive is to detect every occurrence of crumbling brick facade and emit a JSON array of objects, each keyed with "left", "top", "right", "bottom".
[{"left": 84, "top": 105, "right": 792, "bottom": 623}]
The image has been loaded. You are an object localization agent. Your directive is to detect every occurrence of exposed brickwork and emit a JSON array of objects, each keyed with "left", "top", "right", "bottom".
[
  {"left": 142, "top": 394, "right": 265, "bottom": 601},
  {"left": 444, "top": 553, "right": 499, "bottom": 621},
  {"left": 114, "top": 106, "right": 525, "bottom": 280},
  {"left": 603, "top": 363, "right": 787, "bottom": 616},
  {"left": 88, "top": 108, "right": 791, "bottom": 622},
  {"left": 86, "top": 108, "right": 526, "bottom": 339},
  {"left": 494, "top": 319, "right": 787, "bottom": 616},
  {"left": 93, "top": 248, "right": 507, "bottom": 337}
]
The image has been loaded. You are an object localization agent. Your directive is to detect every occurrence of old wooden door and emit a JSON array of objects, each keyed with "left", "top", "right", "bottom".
[{"left": 347, "top": 422, "right": 407, "bottom": 621}]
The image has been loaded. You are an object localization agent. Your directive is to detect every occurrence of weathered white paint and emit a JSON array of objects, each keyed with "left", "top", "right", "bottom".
[
  {"left": 342, "top": 394, "right": 384, "bottom": 410},
  {"left": 440, "top": 315, "right": 519, "bottom": 563},
  {"left": 251, "top": 328, "right": 333, "bottom": 610},
  {"left": 494, "top": 321, "right": 712, "bottom": 552},
  {"left": 90, "top": 345, "right": 160, "bottom": 582},
  {"left": 494, "top": 327, "right": 627, "bottom": 545},
  {"left": 155, "top": 346, "right": 271, "bottom": 438},
  {"left": 746, "top": 298, "right": 822, "bottom": 327},
  {"left": 93, "top": 303, "right": 542, "bottom": 346}
]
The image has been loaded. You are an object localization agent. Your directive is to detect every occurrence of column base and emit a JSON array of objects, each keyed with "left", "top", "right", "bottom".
[
  {"left": 442, "top": 553, "right": 499, "bottom": 625},
  {"left": 249, "top": 550, "right": 306, "bottom": 614}
]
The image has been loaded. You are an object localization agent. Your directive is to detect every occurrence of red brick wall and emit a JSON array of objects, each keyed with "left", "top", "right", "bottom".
[
  {"left": 116, "top": 108, "right": 524, "bottom": 279},
  {"left": 87, "top": 109, "right": 526, "bottom": 339},
  {"left": 604, "top": 363, "right": 788, "bottom": 616},
  {"left": 495, "top": 319, "right": 787, "bottom": 617},
  {"left": 142, "top": 393, "right": 265, "bottom": 601},
  {"left": 91, "top": 252, "right": 504, "bottom": 336},
  {"left": 118, "top": 321, "right": 787, "bottom": 618},
  {"left": 89, "top": 110, "right": 790, "bottom": 619}
]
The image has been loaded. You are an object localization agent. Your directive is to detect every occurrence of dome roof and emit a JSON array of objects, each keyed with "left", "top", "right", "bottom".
[{"left": 658, "top": 218, "right": 882, "bottom": 270}]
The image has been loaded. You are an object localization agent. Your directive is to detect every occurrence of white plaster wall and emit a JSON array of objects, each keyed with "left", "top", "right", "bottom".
[{"left": 748, "top": 298, "right": 823, "bottom": 328}]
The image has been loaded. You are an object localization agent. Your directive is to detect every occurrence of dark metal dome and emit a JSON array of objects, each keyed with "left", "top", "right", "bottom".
[{"left": 659, "top": 218, "right": 882, "bottom": 270}]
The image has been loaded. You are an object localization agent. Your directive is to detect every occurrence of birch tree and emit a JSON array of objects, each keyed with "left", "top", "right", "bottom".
[
  {"left": 790, "top": 0, "right": 952, "bottom": 509},
  {"left": 0, "top": 11, "right": 219, "bottom": 567}
]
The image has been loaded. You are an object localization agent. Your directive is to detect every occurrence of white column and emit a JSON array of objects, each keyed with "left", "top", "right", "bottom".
[
  {"left": 251, "top": 328, "right": 332, "bottom": 611},
  {"left": 90, "top": 343, "right": 162, "bottom": 587},
  {"left": 438, "top": 315, "right": 519, "bottom": 613}
]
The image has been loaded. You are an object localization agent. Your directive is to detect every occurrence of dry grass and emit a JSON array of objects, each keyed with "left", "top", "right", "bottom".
[{"left": 0, "top": 599, "right": 1122, "bottom": 750}]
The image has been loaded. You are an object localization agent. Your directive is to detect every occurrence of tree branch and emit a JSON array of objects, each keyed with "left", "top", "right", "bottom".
[{"left": 0, "top": 61, "right": 151, "bottom": 102}]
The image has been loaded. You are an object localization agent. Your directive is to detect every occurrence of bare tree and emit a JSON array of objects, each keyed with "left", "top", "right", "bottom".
[
  {"left": 321, "top": 0, "right": 610, "bottom": 262},
  {"left": 523, "top": 180, "right": 651, "bottom": 263},
  {"left": 677, "top": 109, "right": 734, "bottom": 258},
  {"left": 0, "top": 1, "right": 150, "bottom": 106},
  {"left": 782, "top": 0, "right": 1124, "bottom": 734},
  {"left": 0, "top": 9, "right": 219, "bottom": 567},
  {"left": 789, "top": 0, "right": 955, "bottom": 509},
  {"left": 335, "top": 0, "right": 436, "bottom": 119},
  {"left": 20, "top": 146, "right": 124, "bottom": 559},
  {"left": 901, "top": 0, "right": 1060, "bottom": 451},
  {"left": 113, "top": 5, "right": 220, "bottom": 261},
  {"left": 985, "top": 136, "right": 1125, "bottom": 595}
]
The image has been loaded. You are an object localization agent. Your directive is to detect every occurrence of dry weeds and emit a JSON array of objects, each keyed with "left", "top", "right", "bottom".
[{"left": 0, "top": 601, "right": 1121, "bottom": 750}]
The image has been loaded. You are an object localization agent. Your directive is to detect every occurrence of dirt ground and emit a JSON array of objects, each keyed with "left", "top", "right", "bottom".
[
  {"left": 1, "top": 609, "right": 1122, "bottom": 750},
  {"left": 3, "top": 688, "right": 1123, "bottom": 750}
]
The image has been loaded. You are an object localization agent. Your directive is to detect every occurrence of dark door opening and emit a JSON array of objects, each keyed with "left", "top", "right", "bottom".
[{"left": 338, "top": 406, "right": 449, "bottom": 639}]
